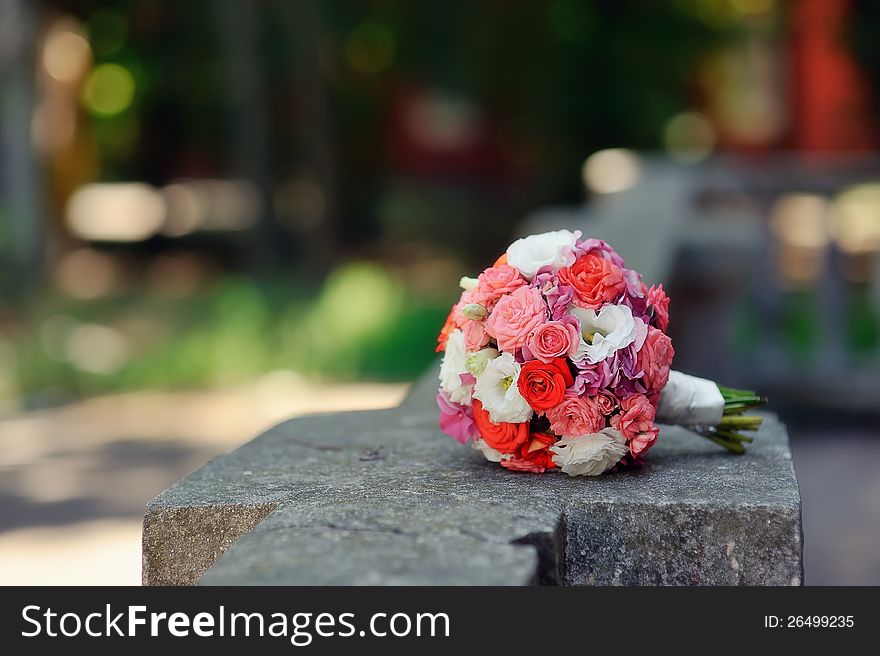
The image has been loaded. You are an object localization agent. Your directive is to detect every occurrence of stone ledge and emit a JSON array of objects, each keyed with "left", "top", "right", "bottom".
[{"left": 143, "top": 368, "right": 802, "bottom": 586}]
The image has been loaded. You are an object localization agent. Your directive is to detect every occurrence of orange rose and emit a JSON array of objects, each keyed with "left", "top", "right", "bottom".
[
  {"left": 517, "top": 357, "right": 574, "bottom": 412},
  {"left": 472, "top": 399, "right": 530, "bottom": 454},
  {"left": 558, "top": 253, "right": 626, "bottom": 309},
  {"left": 435, "top": 304, "right": 459, "bottom": 352}
]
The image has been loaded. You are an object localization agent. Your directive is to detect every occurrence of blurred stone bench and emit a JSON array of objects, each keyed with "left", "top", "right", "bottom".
[{"left": 142, "top": 367, "right": 803, "bottom": 586}]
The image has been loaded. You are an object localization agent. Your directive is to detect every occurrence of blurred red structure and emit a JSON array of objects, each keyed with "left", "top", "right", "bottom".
[{"left": 790, "top": 0, "right": 877, "bottom": 150}]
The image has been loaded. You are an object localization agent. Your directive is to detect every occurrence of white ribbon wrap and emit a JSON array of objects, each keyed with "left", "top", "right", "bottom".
[{"left": 656, "top": 370, "right": 724, "bottom": 427}]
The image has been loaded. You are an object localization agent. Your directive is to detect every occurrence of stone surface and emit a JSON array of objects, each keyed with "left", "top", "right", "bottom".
[{"left": 143, "top": 367, "right": 802, "bottom": 585}]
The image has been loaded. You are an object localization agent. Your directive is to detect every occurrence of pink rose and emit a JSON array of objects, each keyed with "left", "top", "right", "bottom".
[
  {"left": 485, "top": 286, "right": 547, "bottom": 352},
  {"left": 636, "top": 327, "right": 675, "bottom": 394},
  {"left": 437, "top": 392, "right": 479, "bottom": 445},
  {"left": 476, "top": 264, "right": 525, "bottom": 307},
  {"left": 647, "top": 284, "right": 670, "bottom": 332},
  {"left": 526, "top": 320, "right": 579, "bottom": 363},
  {"left": 451, "top": 290, "right": 491, "bottom": 350},
  {"left": 610, "top": 394, "right": 656, "bottom": 440},
  {"left": 545, "top": 392, "right": 605, "bottom": 438},
  {"left": 461, "top": 316, "right": 490, "bottom": 351},
  {"left": 594, "top": 390, "right": 617, "bottom": 415},
  {"left": 629, "top": 426, "right": 659, "bottom": 458}
]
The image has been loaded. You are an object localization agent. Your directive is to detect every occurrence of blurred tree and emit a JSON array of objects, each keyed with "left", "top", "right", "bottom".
[{"left": 0, "top": 0, "right": 44, "bottom": 297}]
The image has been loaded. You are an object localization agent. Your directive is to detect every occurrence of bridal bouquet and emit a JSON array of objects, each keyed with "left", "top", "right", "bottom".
[{"left": 436, "top": 230, "right": 765, "bottom": 476}]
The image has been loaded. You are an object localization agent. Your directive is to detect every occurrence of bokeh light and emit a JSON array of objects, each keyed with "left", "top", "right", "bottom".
[
  {"left": 82, "top": 63, "right": 136, "bottom": 117},
  {"left": 830, "top": 183, "right": 880, "bottom": 255},
  {"left": 663, "top": 112, "right": 716, "bottom": 163},
  {"left": 582, "top": 149, "right": 641, "bottom": 195},
  {"left": 770, "top": 193, "right": 829, "bottom": 250},
  {"left": 770, "top": 193, "right": 830, "bottom": 287},
  {"left": 42, "top": 22, "right": 91, "bottom": 83},
  {"left": 66, "top": 183, "right": 165, "bottom": 242}
]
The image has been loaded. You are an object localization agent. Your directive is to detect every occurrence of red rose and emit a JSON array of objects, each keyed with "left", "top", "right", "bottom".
[
  {"left": 558, "top": 253, "right": 626, "bottom": 309},
  {"left": 517, "top": 357, "right": 574, "bottom": 412},
  {"left": 472, "top": 399, "right": 530, "bottom": 454},
  {"left": 501, "top": 432, "right": 558, "bottom": 473}
]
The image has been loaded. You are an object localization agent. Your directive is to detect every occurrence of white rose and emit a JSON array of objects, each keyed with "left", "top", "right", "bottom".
[
  {"left": 472, "top": 438, "right": 511, "bottom": 463},
  {"left": 570, "top": 303, "right": 646, "bottom": 363},
  {"left": 505, "top": 229, "right": 577, "bottom": 280},
  {"left": 550, "top": 428, "right": 629, "bottom": 476},
  {"left": 438, "top": 330, "right": 472, "bottom": 404},
  {"left": 472, "top": 352, "right": 533, "bottom": 424}
]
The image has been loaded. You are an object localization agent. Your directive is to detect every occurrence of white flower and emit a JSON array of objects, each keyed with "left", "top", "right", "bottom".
[
  {"left": 459, "top": 276, "right": 478, "bottom": 291},
  {"left": 550, "top": 428, "right": 628, "bottom": 476},
  {"left": 505, "top": 229, "right": 577, "bottom": 280},
  {"left": 465, "top": 347, "right": 499, "bottom": 376},
  {"left": 439, "top": 330, "right": 473, "bottom": 404},
  {"left": 472, "top": 352, "right": 533, "bottom": 424},
  {"left": 472, "top": 438, "right": 511, "bottom": 463},
  {"left": 570, "top": 303, "right": 645, "bottom": 363}
]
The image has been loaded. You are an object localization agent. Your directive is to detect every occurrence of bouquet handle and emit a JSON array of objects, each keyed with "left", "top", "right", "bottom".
[{"left": 657, "top": 370, "right": 766, "bottom": 454}]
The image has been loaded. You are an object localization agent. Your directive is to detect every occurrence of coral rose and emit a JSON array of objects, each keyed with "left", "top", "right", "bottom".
[
  {"left": 484, "top": 286, "right": 547, "bottom": 352},
  {"left": 647, "top": 284, "right": 670, "bottom": 332},
  {"left": 517, "top": 357, "right": 574, "bottom": 412},
  {"left": 526, "top": 319, "right": 579, "bottom": 363},
  {"left": 636, "top": 327, "right": 675, "bottom": 394},
  {"left": 559, "top": 253, "right": 626, "bottom": 309},
  {"left": 629, "top": 426, "right": 659, "bottom": 458},
  {"left": 610, "top": 394, "right": 656, "bottom": 440},
  {"left": 460, "top": 315, "right": 490, "bottom": 351},
  {"left": 501, "top": 432, "right": 557, "bottom": 473},
  {"left": 472, "top": 399, "right": 530, "bottom": 454},
  {"left": 594, "top": 390, "right": 617, "bottom": 415},
  {"left": 545, "top": 392, "right": 605, "bottom": 437},
  {"left": 476, "top": 264, "right": 525, "bottom": 306}
]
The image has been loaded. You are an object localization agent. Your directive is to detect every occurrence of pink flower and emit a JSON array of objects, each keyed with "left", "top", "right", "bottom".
[
  {"left": 636, "top": 327, "right": 675, "bottom": 394},
  {"left": 485, "top": 286, "right": 547, "bottom": 352},
  {"left": 546, "top": 392, "right": 606, "bottom": 438},
  {"left": 629, "top": 426, "right": 659, "bottom": 458},
  {"left": 437, "top": 392, "right": 479, "bottom": 444},
  {"left": 526, "top": 319, "right": 579, "bottom": 363},
  {"left": 572, "top": 358, "right": 613, "bottom": 396},
  {"left": 450, "top": 290, "right": 492, "bottom": 350},
  {"left": 574, "top": 238, "right": 626, "bottom": 268},
  {"left": 594, "top": 390, "right": 617, "bottom": 415},
  {"left": 461, "top": 317, "right": 490, "bottom": 351},
  {"left": 610, "top": 394, "right": 656, "bottom": 440},
  {"left": 476, "top": 264, "right": 525, "bottom": 307},
  {"left": 647, "top": 284, "right": 670, "bottom": 332}
]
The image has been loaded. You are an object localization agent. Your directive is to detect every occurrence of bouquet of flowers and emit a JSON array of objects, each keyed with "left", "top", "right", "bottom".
[{"left": 436, "top": 230, "right": 765, "bottom": 476}]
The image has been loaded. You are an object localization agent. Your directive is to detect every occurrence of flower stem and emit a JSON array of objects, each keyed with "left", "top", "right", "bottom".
[
  {"left": 700, "top": 431, "right": 746, "bottom": 454},
  {"left": 718, "top": 415, "right": 763, "bottom": 430}
]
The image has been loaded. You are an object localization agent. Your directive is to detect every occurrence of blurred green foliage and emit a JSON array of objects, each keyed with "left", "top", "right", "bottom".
[{"left": 4, "top": 263, "right": 449, "bottom": 403}]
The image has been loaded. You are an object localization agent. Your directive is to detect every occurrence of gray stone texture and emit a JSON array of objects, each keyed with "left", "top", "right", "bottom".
[{"left": 143, "top": 366, "right": 802, "bottom": 585}]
